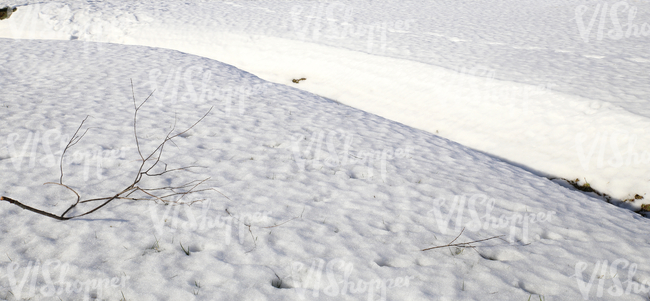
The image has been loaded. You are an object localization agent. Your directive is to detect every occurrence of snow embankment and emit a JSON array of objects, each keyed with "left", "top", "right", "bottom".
[{"left": 1, "top": 2, "right": 648, "bottom": 209}]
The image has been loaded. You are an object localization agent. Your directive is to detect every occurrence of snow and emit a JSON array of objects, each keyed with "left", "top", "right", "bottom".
[{"left": 0, "top": 0, "right": 649, "bottom": 300}]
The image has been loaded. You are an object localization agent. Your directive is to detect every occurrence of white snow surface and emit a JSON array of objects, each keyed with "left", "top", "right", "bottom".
[
  {"left": 0, "top": 0, "right": 649, "bottom": 300},
  {"left": 2, "top": 0, "right": 650, "bottom": 204}
]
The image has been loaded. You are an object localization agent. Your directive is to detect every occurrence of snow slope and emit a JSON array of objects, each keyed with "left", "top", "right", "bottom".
[
  {"left": 1, "top": 35, "right": 649, "bottom": 301},
  {"left": 1, "top": 0, "right": 649, "bottom": 207},
  {"left": 0, "top": 1, "right": 649, "bottom": 300}
]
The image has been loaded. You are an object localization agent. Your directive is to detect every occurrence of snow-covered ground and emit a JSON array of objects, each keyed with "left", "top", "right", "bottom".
[{"left": 0, "top": 1, "right": 649, "bottom": 300}]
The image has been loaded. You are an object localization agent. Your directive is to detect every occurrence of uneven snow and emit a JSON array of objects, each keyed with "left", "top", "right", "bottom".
[{"left": 0, "top": 1, "right": 650, "bottom": 300}]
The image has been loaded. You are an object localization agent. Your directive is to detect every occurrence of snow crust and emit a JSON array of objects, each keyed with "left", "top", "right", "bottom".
[{"left": 1, "top": 1, "right": 650, "bottom": 300}]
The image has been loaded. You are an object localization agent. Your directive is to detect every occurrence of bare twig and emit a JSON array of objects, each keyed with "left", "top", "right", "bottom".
[
  {"left": 59, "top": 116, "right": 91, "bottom": 185},
  {"left": 262, "top": 217, "right": 297, "bottom": 229},
  {"left": 225, "top": 208, "right": 298, "bottom": 252},
  {"left": 421, "top": 228, "right": 504, "bottom": 252},
  {"left": 0, "top": 196, "right": 68, "bottom": 220},
  {"left": 0, "top": 81, "right": 214, "bottom": 220},
  {"left": 246, "top": 223, "right": 257, "bottom": 249}
]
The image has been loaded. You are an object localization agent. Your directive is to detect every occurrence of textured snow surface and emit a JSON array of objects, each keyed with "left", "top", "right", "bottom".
[
  {"left": 0, "top": 1, "right": 650, "bottom": 300},
  {"left": 2, "top": 0, "right": 649, "bottom": 204}
]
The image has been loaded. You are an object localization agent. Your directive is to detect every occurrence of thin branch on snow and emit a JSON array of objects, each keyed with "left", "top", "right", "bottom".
[
  {"left": 421, "top": 228, "right": 504, "bottom": 252},
  {"left": 0, "top": 81, "right": 215, "bottom": 220}
]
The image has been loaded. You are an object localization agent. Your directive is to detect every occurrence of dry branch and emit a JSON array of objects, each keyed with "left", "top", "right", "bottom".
[
  {"left": 1, "top": 81, "right": 213, "bottom": 220},
  {"left": 421, "top": 228, "right": 504, "bottom": 252}
]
